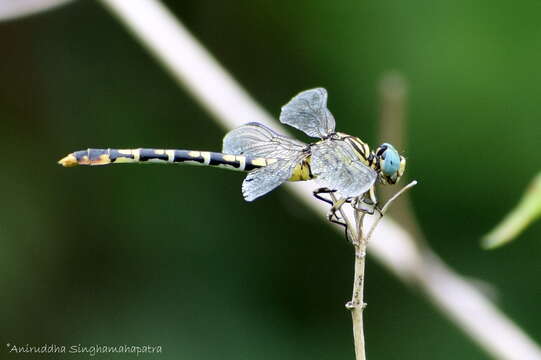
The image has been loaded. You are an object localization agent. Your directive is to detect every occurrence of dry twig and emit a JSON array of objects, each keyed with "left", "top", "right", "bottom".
[{"left": 329, "top": 181, "right": 417, "bottom": 360}]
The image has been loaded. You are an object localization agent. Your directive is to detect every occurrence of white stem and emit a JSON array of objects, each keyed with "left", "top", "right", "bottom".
[
  {"left": 98, "top": 1, "right": 541, "bottom": 359},
  {"left": 349, "top": 246, "right": 366, "bottom": 360},
  {"left": 365, "top": 180, "right": 418, "bottom": 242},
  {"left": 348, "top": 181, "right": 415, "bottom": 360},
  {"left": 0, "top": 0, "right": 73, "bottom": 21},
  {"left": 415, "top": 252, "right": 540, "bottom": 360},
  {"left": 99, "top": 0, "right": 274, "bottom": 132}
]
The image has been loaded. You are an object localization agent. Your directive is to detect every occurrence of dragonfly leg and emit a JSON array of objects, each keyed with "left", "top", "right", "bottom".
[
  {"left": 352, "top": 187, "right": 379, "bottom": 215},
  {"left": 312, "top": 187, "right": 336, "bottom": 206},
  {"left": 353, "top": 200, "right": 375, "bottom": 215},
  {"left": 367, "top": 187, "right": 384, "bottom": 216},
  {"left": 328, "top": 198, "right": 354, "bottom": 240},
  {"left": 328, "top": 197, "right": 348, "bottom": 224},
  {"left": 313, "top": 188, "right": 349, "bottom": 227},
  {"left": 327, "top": 205, "right": 350, "bottom": 240},
  {"left": 313, "top": 188, "right": 346, "bottom": 222},
  {"left": 329, "top": 214, "right": 347, "bottom": 228}
]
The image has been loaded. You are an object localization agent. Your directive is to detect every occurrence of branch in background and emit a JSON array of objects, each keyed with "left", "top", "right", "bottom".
[
  {"left": 378, "top": 71, "right": 407, "bottom": 152},
  {"left": 99, "top": 1, "right": 541, "bottom": 359},
  {"left": 377, "top": 72, "right": 425, "bottom": 242},
  {"left": 482, "top": 172, "right": 541, "bottom": 249},
  {"left": 0, "top": 0, "right": 73, "bottom": 22},
  {"left": 100, "top": 0, "right": 274, "bottom": 132}
]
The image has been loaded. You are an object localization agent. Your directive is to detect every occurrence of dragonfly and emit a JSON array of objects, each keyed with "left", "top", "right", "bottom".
[{"left": 59, "top": 88, "right": 405, "bottom": 224}]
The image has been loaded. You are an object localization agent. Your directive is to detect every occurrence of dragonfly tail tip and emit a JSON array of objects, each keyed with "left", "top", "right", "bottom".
[{"left": 58, "top": 154, "right": 78, "bottom": 167}]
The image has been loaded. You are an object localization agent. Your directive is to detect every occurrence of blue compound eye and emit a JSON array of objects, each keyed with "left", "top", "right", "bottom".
[{"left": 379, "top": 143, "right": 400, "bottom": 176}]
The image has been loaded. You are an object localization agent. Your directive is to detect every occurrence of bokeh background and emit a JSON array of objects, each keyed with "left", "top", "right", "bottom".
[{"left": 1, "top": 1, "right": 540, "bottom": 359}]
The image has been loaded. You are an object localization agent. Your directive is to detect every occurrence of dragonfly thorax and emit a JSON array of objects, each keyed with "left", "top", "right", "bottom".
[
  {"left": 335, "top": 132, "right": 373, "bottom": 166},
  {"left": 336, "top": 134, "right": 405, "bottom": 185}
]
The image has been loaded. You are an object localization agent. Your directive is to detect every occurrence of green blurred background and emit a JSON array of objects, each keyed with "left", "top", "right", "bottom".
[{"left": 1, "top": 0, "right": 540, "bottom": 359}]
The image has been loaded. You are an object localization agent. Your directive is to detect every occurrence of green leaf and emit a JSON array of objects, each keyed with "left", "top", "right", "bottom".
[{"left": 482, "top": 172, "right": 541, "bottom": 249}]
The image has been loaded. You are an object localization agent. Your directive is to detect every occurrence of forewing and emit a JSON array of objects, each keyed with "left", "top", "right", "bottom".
[
  {"left": 311, "top": 140, "right": 377, "bottom": 198},
  {"left": 223, "top": 122, "right": 306, "bottom": 159},
  {"left": 242, "top": 158, "right": 299, "bottom": 201},
  {"left": 279, "top": 88, "right": 336, "bottom": 139}
]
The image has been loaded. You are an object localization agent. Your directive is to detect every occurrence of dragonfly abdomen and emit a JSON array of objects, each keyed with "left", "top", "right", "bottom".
[
  {"left": 58, "top": 148, "right": 277, "bottom": 172},
  {"left": 288, "top": 157, "right": 313, "bottom": 182}
]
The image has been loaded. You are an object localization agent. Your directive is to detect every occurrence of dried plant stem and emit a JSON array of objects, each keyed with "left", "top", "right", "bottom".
[
  {"left": 348, "top": 242, "right": 367, "bottom": 360},
  {"left": 343, "top": 181, "right": 417, "bottom": 360},
  {"left": 366, "top": 180, "right": 418, "bottom": 241}
]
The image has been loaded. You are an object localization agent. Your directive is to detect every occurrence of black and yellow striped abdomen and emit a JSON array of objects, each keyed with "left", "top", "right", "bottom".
[
  {"left": 58, "top": 148, "right": 279, "bottom": 172},
  {"left": 58, "top": 148, "right": 314, "bottom": 181}
]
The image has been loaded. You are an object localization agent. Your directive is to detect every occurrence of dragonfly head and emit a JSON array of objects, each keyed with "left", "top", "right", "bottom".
[{"left": 375, "top": 143, "right": 405, "bottom": 185}]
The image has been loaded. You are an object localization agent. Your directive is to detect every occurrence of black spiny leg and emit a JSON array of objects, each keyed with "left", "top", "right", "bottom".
[
  {"left": 313, "top": 188, "right": 348, "bottom": 229},
  {"left": 352, "top": 187, "right": 382, "bottom": 216},
  {"left": 313, "top": 187, "right": 335, "bottom": 206}
]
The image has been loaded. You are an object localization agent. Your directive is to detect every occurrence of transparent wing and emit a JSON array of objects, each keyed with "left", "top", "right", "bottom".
[
  {"left": 279, "top": 88, "right": 336, "bottom": 139},
  {"left": 311, "top": 140, "right": 377, "bottom": 198},
  {"left": 223, "top": 122, "right": 307, "bottom": 159},
  {"left": 242, "top": 158, "right": 300, "bottom": 201}
]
